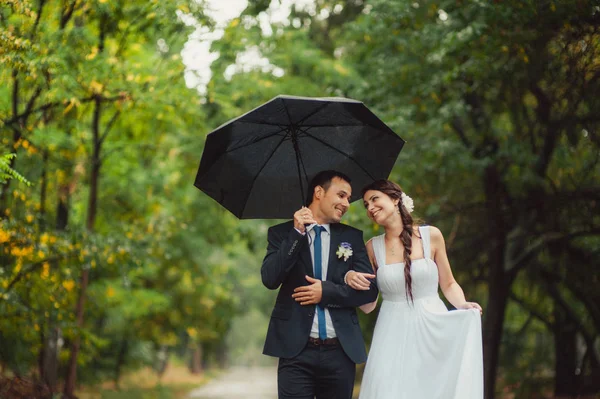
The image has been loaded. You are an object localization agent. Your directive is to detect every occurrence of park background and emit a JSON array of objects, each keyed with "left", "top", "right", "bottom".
[{"left": 1, "top": 0, "right": 599, "bottom": 398}]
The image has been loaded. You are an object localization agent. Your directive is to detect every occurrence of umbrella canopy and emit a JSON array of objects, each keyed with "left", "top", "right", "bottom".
[{"left": 194, "top": 95, "right": 404, "bottom": 219}]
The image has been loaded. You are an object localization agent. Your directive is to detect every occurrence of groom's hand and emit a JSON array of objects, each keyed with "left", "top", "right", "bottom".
[
  {"left": 293, "top": 207, "right": 316, "bottom": 233},
  {"left": 292, "top": 276, "right": 322, "bottom": 305}
]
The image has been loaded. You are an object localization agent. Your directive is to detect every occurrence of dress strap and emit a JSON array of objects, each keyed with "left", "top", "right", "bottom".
[
  {"left": 418, "top": 225, "right": 431, "bottom": 259},
  {"left": 372, "top": 234, "right": 386, "bottom": 269}
]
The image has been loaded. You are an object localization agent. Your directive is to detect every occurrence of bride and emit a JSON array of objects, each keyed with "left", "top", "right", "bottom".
[{"left": 345, "top": 179, "right": 484, "bottom": 399}]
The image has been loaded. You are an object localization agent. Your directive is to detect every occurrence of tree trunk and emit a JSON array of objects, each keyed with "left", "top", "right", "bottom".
[
  {"left": 86, "top": 101, "right": 101, "bottom": 232},
  {"left": 41, "top": 327, "right": 60, "bottom": 392},
  {"left": 482, "top": 166, "right": 510, "bottom": 399},
  {"left": 202, "top": 342, "right": 210, "bottom": 370},
  {"left": 189, "top": 343, "right": 203, "bottom": 375},
  {"left": 483, "top": 276, "right": 510, "bottom": 399},
  {"left": 216, "top": 340, "right": 228, "bottom": 369},
  {"left": 63, "top": 268, "right": 89, "bottom": 398},
  {"left": 114, "top": 338, "right": 128, "bottom": 390},
  {"left": 39, "top": 149, "right": 48, "bottom": 230},
  {"left": 155, "top": 345, "right": 170, "bottom": 378},
  {"left": 56, "top": 185, "right": 70, "bottom": 231},
  {"left": 553, "top": 305, "right": 579, "bottom": 397},
  {"left": 63, "top": 94, "right": 102, "bottom": 399}
]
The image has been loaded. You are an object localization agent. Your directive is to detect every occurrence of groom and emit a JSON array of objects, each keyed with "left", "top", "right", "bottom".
[{"left": 261, "top": 170, "right": 378, "bottom": 399}]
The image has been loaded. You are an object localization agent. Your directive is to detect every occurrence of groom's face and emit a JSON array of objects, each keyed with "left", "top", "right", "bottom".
[{"left": 314, "top": 177, "right": 352, "bottom": 223}]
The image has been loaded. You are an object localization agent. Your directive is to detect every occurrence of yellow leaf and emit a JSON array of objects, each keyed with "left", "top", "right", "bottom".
[
  {"left": 86, "top": 47, "right": 98, "bottom": 60},
  {"left": 186, "top": 327, "right": 198, "bottom": 338},
  {"left": 334, "top": 64, "right": 349, "bottom": 76},
  {"left": 26, "top": 214, "right": 34, "bottom": 223},
  {"left": 63, "top": 100, "right": 75, "bottom": 115},
  {"left": 42, "top": 263, "right": 50, "bottom": 279},
  {"left": 90, "top": 80, "right": 104, "bottom": 94},
  {"left": 63, "top": 280, "right": 75, "bottom": 291},
  {"left": 0, "top": 230, "right": 10, "bottom": 244},
  {"left": 106, "top": 286, "right": 115, "bottom": 298}
]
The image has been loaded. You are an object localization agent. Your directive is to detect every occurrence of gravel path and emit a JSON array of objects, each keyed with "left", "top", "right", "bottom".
[{"left": 188, "top": 366, "right": 277, "bottom": 399}]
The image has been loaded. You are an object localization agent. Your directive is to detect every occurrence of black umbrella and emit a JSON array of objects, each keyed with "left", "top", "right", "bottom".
[{"left": 194, "top": 95, "right": 404, "bottom": 219}]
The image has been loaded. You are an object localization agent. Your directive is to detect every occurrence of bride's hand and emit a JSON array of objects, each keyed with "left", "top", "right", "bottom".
[
  {"left": 458, "top": 301, "right": 483, "bottom": 315},
  {"left": 345, "top": 271, "right": 376, "bottom": 291}
]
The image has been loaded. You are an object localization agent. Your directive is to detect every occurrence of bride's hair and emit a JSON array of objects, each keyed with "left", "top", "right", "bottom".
[{"left": 361, "top": 180, "right": 419, "bottom": 303}]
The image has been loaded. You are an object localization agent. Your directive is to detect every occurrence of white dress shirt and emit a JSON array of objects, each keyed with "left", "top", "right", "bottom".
[{"left": 306, "top": 224, "right": 337, "bottom": 339}]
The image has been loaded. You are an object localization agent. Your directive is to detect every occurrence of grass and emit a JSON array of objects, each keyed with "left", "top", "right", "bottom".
[{"left": 77, "top": 361, "right": 216, "bottom": 399}]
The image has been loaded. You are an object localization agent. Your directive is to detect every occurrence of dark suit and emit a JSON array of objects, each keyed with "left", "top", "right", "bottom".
[{"left": 261, "top": 220, "right": 378, "bottom": 398}]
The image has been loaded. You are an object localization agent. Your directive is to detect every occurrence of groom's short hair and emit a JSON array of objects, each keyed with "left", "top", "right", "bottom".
[{"left": 306, "top": 170, "right": 352, "bottom": 206}]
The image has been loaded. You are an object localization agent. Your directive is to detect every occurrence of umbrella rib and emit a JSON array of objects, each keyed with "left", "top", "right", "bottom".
[
  {"left": 238, "top": 120, "right": 368, "bottom": 128},
  {"left": 297, "top": 126, "right": 377, "bottom": 180},
  {"left": 225, "top": 127, "right": 288, "bottom": 153},
  {"left": 281, "top": 100, "right": 313, "bottom": 203},
  {"left": 301, "top": 123, "right": 367, "bottom": 128},
  {"left": 233, "top": 120, "right": 295, "bottom": 128},
  {"left": 239, "top": 130, "right": 291, "bottom": 217},
  {"left": 280, "top": 98, "right": 333, "bottom": 127},
  {"left": 295, "top": 102, "right": 333, "bottom": 126}
]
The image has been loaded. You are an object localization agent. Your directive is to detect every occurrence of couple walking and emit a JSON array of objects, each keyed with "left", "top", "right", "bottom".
[{"left": 261, "top": 170, "right": 483, "bottom": 399}]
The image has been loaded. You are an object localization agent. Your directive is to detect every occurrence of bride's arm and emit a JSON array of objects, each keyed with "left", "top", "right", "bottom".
[
  {"left": 431, "top": 226, "right": 482, "bottom": 313},
  {"left": 345, "top": 239, "right": 379, "bottom": 314}
]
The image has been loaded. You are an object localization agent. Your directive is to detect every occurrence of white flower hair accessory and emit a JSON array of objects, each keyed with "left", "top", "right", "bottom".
[
  {"left": 336, "top": 242, "right": 353, "bottom": 261},
  {"left": 401, "top": 192, "right": 414, "bottom": 213}
]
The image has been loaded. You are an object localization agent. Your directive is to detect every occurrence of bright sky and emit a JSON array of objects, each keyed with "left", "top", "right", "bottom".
[{"left": 180, "top": 0, "right": 316, "bottom": 95}]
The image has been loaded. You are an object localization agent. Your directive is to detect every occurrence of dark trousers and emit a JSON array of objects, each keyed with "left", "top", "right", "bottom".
[{"left": 277, "top": 341, "right": 356, "bottom": 399}]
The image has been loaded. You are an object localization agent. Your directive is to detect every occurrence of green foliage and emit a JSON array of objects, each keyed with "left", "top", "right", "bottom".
[
  {"left": 0, "top": 0, "right": 249, "bottom": 390},
  {"left": 0, "top": 153, "right": 30, "bottom": 185},
  {"left": 1, "top": 0, "right": 598, "bottom": 396}
]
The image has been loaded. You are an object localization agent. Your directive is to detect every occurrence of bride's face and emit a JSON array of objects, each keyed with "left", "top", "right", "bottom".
[{"left": 363, "top": 189, "right": 400, "bottom": 225}]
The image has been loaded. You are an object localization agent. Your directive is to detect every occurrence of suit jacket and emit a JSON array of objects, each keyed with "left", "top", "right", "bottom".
[{"left": 261, "top": 220, "right": 378, "bottom": 364}]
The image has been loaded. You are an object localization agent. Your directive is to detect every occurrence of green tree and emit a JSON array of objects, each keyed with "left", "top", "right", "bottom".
[{"left": 341, "top": 0, "right": 599, "bottom": 396}]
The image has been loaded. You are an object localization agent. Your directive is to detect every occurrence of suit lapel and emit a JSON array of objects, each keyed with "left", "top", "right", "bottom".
[
  {"left": 326, "top": 224, "right": 341, "bottom": 280},
  {"left": 300, "top": 234, "right": 314, "bottom": 278}
]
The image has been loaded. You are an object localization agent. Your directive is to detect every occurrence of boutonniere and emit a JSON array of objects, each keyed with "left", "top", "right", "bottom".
[{"left": 336, "top": 242, "right": 353, "bottom": 261}]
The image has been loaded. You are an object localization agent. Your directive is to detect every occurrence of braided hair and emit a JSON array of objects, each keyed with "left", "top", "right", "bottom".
[{"left": 362, "top": 180, "right": 419, "bottom": 303}]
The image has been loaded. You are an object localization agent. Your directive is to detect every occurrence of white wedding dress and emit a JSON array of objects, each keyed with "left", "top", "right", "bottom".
[{"left": 359, "top": 226, "right": 483, "bottom": 399}]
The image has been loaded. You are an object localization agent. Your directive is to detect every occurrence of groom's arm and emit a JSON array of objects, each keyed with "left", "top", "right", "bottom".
[
  {"left": 261, "top": 224, "right": 306, "bottom": 290},
  {"left": 320, "top": 230, "right": 378, "bottom": 308}
]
